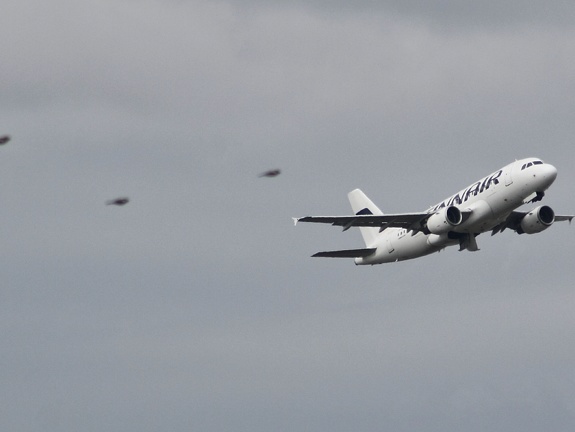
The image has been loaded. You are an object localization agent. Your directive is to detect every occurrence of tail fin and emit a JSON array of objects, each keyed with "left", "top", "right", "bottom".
[{"left": 347, "top": 189, "right": 383, "bottom": 247}]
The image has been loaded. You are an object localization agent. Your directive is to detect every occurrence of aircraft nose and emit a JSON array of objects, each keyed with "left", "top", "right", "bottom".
[
  {"left": 544, "top": 163, "right": 557, "bottom": 181},
  {"left": 537, "top": 163, "right": 558, "bottom": 189}
]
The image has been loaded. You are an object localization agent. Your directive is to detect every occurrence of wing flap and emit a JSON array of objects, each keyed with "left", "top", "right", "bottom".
[{"left": 312, "top": 248, "right": 377, "bottom": 258}]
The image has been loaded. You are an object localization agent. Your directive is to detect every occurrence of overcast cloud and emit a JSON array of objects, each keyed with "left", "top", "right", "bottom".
[{"left": 1, "top": 1, "right": 575, "bottom": 431}]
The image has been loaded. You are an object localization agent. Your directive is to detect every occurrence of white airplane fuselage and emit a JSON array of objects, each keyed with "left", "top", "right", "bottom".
[{"left": 355, "top": 158, "right": 558, "bottom": 264}]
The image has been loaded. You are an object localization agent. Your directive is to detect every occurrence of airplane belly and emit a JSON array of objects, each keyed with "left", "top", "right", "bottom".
[
  {"left": 486, "top": 182, "right": 526, "bottom": 216},
  {"left": 457, "top": 199, "right": 495, "bottom": 233},
  {"left": 357, "top": 232, "right": 438, "bottom": 264},
  {"left": 395, "top": 233, "right": 443, "bottom": 261},
  {"left": 459, "top": 183, "right": 524, "bottom": 233}
]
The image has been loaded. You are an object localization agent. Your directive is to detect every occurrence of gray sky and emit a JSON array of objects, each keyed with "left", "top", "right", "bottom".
[{"left": 2, "top": 1, "right": 575, "bottom": 431}]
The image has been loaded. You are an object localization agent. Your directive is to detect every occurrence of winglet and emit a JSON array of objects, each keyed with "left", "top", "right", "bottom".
[{"left": 292, "top": 217, "right": 299, "bottom": 226}]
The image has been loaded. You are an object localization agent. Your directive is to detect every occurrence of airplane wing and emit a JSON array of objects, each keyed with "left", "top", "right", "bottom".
[
  {"left": 491, "top": 211, "right": 574, "bottom": 235},
  {"left": 293, "top": 213, "right": 430, "bottom": 232}
]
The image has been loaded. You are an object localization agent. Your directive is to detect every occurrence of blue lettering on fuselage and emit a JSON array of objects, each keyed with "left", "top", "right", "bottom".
[
  {"left": 465, "top": 181, "right": 481, "bottom": 201},
  {"left": 429, "top": 169, "right": 503, "bottom": 213}
]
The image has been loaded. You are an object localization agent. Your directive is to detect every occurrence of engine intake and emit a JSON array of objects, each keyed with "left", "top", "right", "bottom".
[
  {"left": 519, "top": 205, "right": 555, "bottom": 234},
  {"left": 426, "top": 206, "right": 463, "bottom": 234}
]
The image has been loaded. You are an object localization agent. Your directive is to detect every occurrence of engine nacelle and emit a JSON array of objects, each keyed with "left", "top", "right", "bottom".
[
  {"left": 426, "top": 206, "right": 463, "bottom": 234},
  {"left": 519, "top": 205, "right": 555, "bottom": 234}
]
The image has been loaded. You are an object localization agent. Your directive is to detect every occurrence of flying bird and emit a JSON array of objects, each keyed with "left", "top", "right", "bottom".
[
  {"left": 258, "top": 169, "right": 281, "bottom": 178},
  {"left": 0, "top": 135, "right": 10, "bottom": 145},
  {"left": 106, "top": 197, "right": 130, "bottom": 206}
]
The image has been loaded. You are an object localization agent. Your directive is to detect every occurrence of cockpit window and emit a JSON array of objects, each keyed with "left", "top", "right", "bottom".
[{"left": 521, "top": 160, "right": 543, "bottom": 170}]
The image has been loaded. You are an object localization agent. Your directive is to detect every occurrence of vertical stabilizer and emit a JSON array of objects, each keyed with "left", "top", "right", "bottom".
[{"left": 347, "top": 189, "right": 383, "bottom": 247}]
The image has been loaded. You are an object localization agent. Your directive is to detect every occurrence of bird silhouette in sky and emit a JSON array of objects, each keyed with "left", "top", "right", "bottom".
[
  {"left": 258, "top": 169, "right": 281, "bottom": 178},
  {"left": 106, "top": 197, "right": 130, "bottom": 206},
  {"left": 0, "top": 135, "right": 10, "bottom": 145}
]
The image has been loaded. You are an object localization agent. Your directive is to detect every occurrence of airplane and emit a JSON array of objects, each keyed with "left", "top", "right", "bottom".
[{"left": 293, "top": 157, "right": 574, "bottom": 265}]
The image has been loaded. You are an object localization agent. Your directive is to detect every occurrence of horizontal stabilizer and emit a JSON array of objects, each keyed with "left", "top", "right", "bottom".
[{"left": 312, "top": 248, "right": 376, "bottom": 258}]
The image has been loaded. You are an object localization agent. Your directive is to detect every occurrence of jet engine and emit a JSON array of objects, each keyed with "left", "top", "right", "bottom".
[
  {"left": 518, "top": 205, "right": 555, "bottom": 234},
  {"left": 425, "top": 206, "right": 463, "bottom": 234}
]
